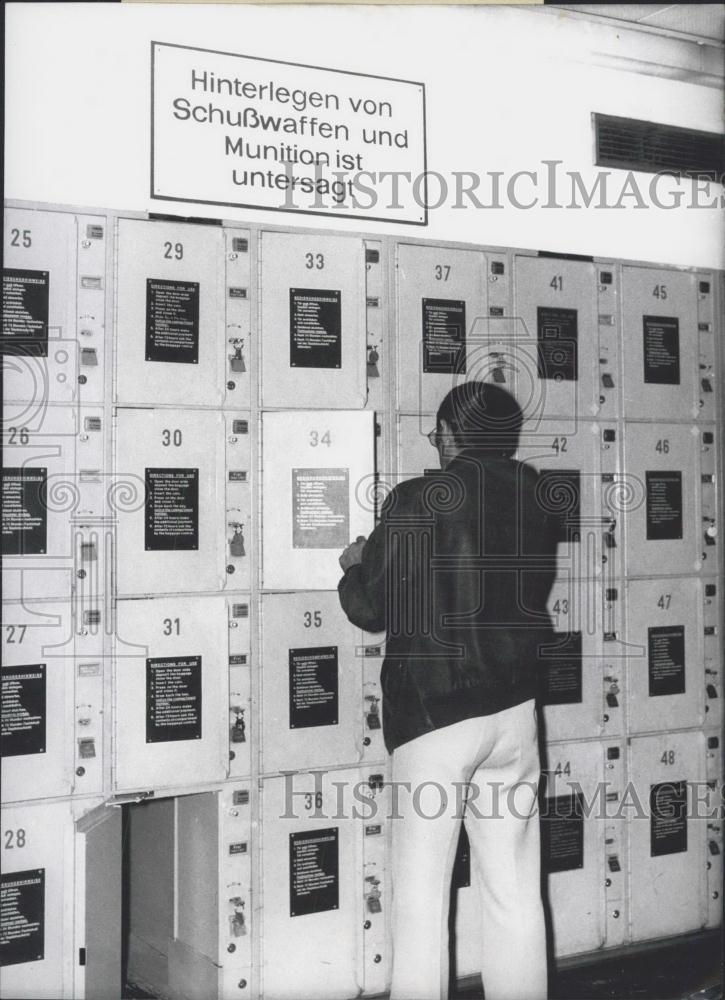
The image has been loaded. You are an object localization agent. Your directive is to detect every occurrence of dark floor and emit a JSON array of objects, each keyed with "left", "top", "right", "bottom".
[{"left": 125, "top": 930, "right": 722, "bottom": 1000}]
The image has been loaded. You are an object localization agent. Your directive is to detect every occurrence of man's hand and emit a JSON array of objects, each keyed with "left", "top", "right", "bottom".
[{"left": 339, "top": 535, "right": 367, "bottom": 572}]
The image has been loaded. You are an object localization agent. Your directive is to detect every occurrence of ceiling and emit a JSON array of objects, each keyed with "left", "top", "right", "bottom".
[{"left": 553, "top": 4, "right": 725, "bottom": 42}]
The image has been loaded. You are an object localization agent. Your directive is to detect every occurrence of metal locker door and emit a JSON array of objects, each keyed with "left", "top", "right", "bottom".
[
  {"left": 622, "top": 423, "right": 701, "bottom": 577},
  {"left": 516, "top": 418, "right": 609, "bottom": 582},
  {"left": 1, "top": 406, "right": 102, "bottom": 601},
  {"left": 627, "top": 730, "right": 707, "bottom": 941},
  {"left": 396, "top": 244, "right": 488, "bottom": 414},
  {"left": 3, "top": 208, "right": 77, "bottom": 405},
  {"left": 262, "top": 410, "right": 375, "bottom": 590},
  {"left": 621, "top": 267, "right": 700, "bottom": 421},
  {"left": 260, "top": 231, "right": 366, "bottom": 409},
  {"left": 260, "top": 767, "right": 389, "bottom": 1000},
  {"left": 0, "top": 799, "right": 78, "bottom": 999},
  {"left": 2, "top": 601, "right": 77, "bottom": 802},
  {"left": 260, "top": 593, "right": 363, "bottom": 774},
  {"left": 115, "top": 408, "right": 226, "bottom": 596},
  {"left": 624, "top": 578, "right": 705, "bottom": 734},
  {"left": 543, "top": 740, "right": 607, "bottom": 956},
  {"left": 513, "top": 256, "right": 602, "bottom": 423},
  {"left": 115, "top": 218, "right": 226, "bottom": 407},
  {"left": 113, "top": 595, "right": 229, "bottom": 794},
  {"left": 539, "top": 577, "right": 608, "bottom": 742},
  {"left": 75, "top": 804, "right": 123, "bottom": 1000}
]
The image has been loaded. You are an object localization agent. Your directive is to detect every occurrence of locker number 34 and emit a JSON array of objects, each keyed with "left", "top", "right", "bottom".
[{"left": 309, "top": 430, "right": 332, "bottom": 447}]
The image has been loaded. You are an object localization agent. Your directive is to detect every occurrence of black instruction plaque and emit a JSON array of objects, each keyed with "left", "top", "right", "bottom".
[
  {"left": 289, "top": 827, "right": 339, "bottom": 917},
  {"left": 650, "top": 780, "right": 687, "bottom": 857},
  {"left": 645, "top": 471, "right": 683, "bottom": 541},
  {"left": 422, "top": 298, "right": 466, "bottom": 374},
  {"left": 0, "top": 869, "right": 45, "bottom": 967},
  {"left": 541, "top": 793, "right": 585, "bottom": 873},
  {"left": 648, "top": 625, "right": 686, "bottom": 697},
  {"left": 292, "top": 468, "right": 349, "bottom": 549},
  {"left": 146, "top": 655, "right": 202, "bottom": 743},
  {"left": 1, "top": 468, "right": 47, "bottom": 556},
  {"left": 540, "top": 632, "right": 583, "bottom": 706},
  {"left": 146, "top": 279, "right": 199, "bottom": 364},
  {"left": 290, "top": 288, "right": 341, "bottom": 369},
  {"left": 1, "top": 664, "right": 46, "bottom": 757},
  {"left": 144, "top": 468, "right": 199, "bottom": 551},
  {"left": 289, "top": 646, "right": 339, "bottom": 729},
  {"left": 537, "top": 307, "right": 578, "bottom": 382},
  {"left": 643, "top": 316, "right": 680, "bottom": 386},
  {"left": 2, "top": 269, "right": 49, "bottom": 357}
]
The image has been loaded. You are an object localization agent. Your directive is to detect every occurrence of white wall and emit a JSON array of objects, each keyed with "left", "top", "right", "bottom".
[{"left": 5, "top": 3, "right": 723, "bottom": 267}]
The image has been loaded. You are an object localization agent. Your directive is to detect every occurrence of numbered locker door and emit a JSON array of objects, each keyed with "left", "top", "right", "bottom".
[
  {"left": 513, "top": 256, "right": 600, "bottom": 422},
  {"left": 625, "top": 578, "right": 704, "bottom": 734},
  {"left": 113, "top": 595, "right": 228, "bottom": 794},
  {"left": 3, "top": 208, "right": 77, "bottom": 405},
  {"left": 262, "top": 411, "right": 375, "bottom": 590},
  {"left": 261, "top": 768, "right": 389, "bottom": 999},
  {"left": 623, "top": 424, "right": 701, "bottom": 577},
  {"left": 543, "top": 741, "right": 607, "bottom": 956},
  {"left": 115, "top": 408, "right": 225, "bottom": 596},
  {"left": 261, "top": 593, "right": 363, "bottom": 773},
  {"left": 0, "top": 800, "right": 76, "bottom": 997},
  {"left": 622, "top": 267, "right": 700, "bottom": 421},
  {"left": 1, "top": 602, "right": 75, "bottom": 801},
  {"left": 260, "top": 232, "right": 366, "bottom": 408},
  {"left": 628, "top": 731, "right": 707, "bottom": 941},
  {"left": 516, "top": 419, "right": 607, "bottom": 581},
  {"left": 396, "top": 244, "right": 488, "bottom": 414},
  {"left": 539, "top": 578, "right": 607, "bottom": 741},
  {"left": 115, "top": 219, "right": 225, "bottom": 407},
  {"left": 2, "top": 407, "right": 87, "bottom": 589}
]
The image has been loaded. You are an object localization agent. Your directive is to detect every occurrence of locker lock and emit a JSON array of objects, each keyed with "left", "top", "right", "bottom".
[
  {"left": 229, "top": 338, "right": 246, "bottom": 373},
  {"left": 365, "top": 695, "right": 381, "bottom": 730},
  {"left": 230, "top": 707, "right": 246, "bottom": 743},
  {"left": 365, "top": 876, "right": 382, "bottom": 914},
  {"left": 229, "top": 898, "right": 247, "bottom": 937},
  {"left": 229, "top": 523, "right": 246, "bottom": 558}
]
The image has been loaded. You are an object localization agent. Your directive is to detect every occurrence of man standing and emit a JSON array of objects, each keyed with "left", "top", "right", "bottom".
[{"left": 338, "top": 382, "right": 560, "bottom": 1000}]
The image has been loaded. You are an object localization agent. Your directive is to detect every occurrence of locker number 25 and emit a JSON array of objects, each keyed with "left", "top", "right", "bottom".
[{"left": 10, "top": 228, "right": 32, "bottom": 247}]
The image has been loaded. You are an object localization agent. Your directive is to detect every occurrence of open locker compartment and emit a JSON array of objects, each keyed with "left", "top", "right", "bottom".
[{"left": 123, "top": 782, "right": 252, "bottom": 1000}]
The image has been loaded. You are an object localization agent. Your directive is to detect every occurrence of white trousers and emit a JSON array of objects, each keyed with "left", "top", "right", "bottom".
[{"left": 390, "top": 699, "right": 547, "bottom": 1000}]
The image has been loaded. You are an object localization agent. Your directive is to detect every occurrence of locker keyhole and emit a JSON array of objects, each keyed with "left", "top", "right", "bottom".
[{"left": 367, "top": 344, "right": 380, "bottom": 378}]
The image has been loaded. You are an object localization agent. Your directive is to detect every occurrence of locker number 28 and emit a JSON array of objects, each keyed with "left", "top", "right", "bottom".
[{"left": 4, "top": 828, "right": 26, "bottom": 849}]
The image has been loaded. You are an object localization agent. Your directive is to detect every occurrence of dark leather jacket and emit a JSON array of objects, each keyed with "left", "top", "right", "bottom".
[{"left": 338, "top": 448, "right": 560, "bottom": 753}]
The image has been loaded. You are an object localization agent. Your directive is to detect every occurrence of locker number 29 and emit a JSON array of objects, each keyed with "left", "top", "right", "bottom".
[{"left": 163, "top": 242, "right": 184, "bottom": 260}]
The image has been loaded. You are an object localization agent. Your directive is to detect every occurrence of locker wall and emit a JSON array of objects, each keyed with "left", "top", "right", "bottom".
[{"left": 2, "top": 201, "right": 723, "bottom": 1000}]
